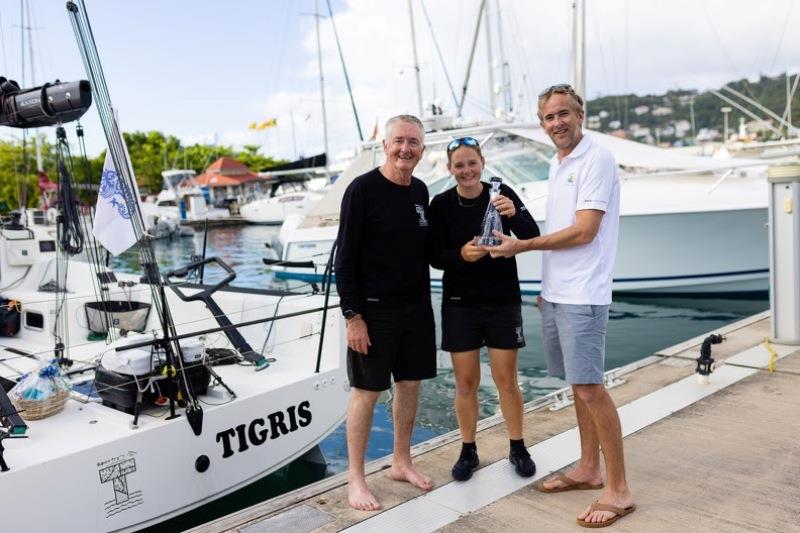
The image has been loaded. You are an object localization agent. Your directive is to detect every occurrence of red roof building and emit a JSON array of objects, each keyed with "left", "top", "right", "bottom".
[{"left": 194, "top": 157, "right": 266, "bottom": 204}]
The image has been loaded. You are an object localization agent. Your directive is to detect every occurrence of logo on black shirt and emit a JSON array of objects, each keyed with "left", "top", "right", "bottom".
[{"left": 415, "top": 204, "right": 428, "bottom": 227}]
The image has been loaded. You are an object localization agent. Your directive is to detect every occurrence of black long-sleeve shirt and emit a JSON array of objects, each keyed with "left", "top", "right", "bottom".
[
  {"left": 334, "top": 168, "right": 431, "bottom": 317},
  {"left": 428, "top": 182, "right": 539, "bottom": 306}
]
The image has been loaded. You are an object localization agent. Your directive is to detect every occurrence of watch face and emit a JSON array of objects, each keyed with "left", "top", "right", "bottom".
[{"left": 343, "top": 309, "right": 356, "bottom": 320}]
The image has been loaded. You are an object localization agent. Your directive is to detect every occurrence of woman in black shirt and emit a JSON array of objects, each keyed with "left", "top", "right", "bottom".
[{"left": 429, "top": 137, "right": 540, "bottom": 481}]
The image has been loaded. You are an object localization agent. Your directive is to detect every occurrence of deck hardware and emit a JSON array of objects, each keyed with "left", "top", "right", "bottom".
[
  {"left": 195, "top": 455, "right": 210, "bottom": 473},
  {"left": 604, "top": 371, "right": 626, "bottom": 389},
  {"left": 696, "top": 334, "right": 724, "bottom": 384},
  {"left": 549, "top": 390, "right": 573, "bottom": 411}
]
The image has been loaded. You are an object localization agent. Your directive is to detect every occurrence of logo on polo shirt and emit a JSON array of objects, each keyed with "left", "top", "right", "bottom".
[
  {"left": 566, "top": 174, "right": 576, "bottom": 185},
  {"left": 414, "top": 204, "right": 428, "bottom": 227}
]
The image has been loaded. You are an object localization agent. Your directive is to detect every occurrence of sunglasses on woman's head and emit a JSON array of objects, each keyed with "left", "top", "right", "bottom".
[{"left": 447, "top": 137, "right": 480, "bottom": 153}]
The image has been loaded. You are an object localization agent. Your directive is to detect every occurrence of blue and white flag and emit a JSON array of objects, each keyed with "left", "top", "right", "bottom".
[{"left": 93, "top": 150, "right": 142, "bottom": 256}]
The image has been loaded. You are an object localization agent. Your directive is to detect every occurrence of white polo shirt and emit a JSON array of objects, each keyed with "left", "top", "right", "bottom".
[{"left": 541, "top": 133, "right": 620, "bottom": 305}]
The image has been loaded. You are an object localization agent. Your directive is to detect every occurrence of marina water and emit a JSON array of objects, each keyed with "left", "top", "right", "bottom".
[{"left": 113, "top": 225, "right": 767, "bottom": 532}]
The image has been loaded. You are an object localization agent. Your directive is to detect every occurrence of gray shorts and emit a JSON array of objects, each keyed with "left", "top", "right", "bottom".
[{"left": 540, "top": 299, "right": 609, "bottom": 384}]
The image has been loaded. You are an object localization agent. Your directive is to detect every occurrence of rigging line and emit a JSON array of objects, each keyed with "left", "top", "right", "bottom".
[
  {"left": 779, "top": 73, "right": 799, "bottom": 127},
  {"left": 768, "top": 0, "right": 793, "bottom": 75},
  {"left": 464, "top": 94, "right": 494, "bottom": 114},
  {"left": 506, "top": 1, "right": 535, "bottom": 122},
  {"left": 699, "top": 0, "right": 740, "bottom": 81},
  {"left": 419, "top": 0, "right": 459, "bottom": 109},
  {"left": 325, "top": 0, "right": 363, "bottom": 141},
  {"left": 589, "top": 2, "right": 611, "bottom": 99}
]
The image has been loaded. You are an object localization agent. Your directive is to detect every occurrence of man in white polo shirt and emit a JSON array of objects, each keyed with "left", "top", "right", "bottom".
[{"left": 488, "top": 84, "right": 635, "bottom": 528}]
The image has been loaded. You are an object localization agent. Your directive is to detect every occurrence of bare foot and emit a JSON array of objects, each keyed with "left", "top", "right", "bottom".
[
  {"left": 388, "top": 463, "right": 434, "bottom": 491},
  {"left": 347, "top": 477, "right": 382, "bottom": 511},
  {"left": 577, "top": 489, "right": 635, "bottom": 525},
  {"left": 540, "top": 468, "right": 603, "bottom": 491}
]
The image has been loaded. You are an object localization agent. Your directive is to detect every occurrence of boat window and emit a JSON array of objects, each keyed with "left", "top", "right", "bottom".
[
  {"left": 24, "top": 311, "right": 44, "bottom": 330},
  {"left": 278, "top": 195, "right": 304, "bottom": 203},
  {"left": 482, "top": 134, "right": 554, "bottom": 184}
]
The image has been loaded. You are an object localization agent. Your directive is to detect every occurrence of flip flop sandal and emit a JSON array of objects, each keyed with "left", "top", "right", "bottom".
[
  {"left": 576, "top": 501, "right": 637, "bottom": 528},
  {"left": 537, "top": 474, "right": 604, "bottom": 493}
]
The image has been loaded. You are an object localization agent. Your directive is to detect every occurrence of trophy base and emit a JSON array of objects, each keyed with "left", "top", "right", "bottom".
[{"left": 476, "top": 236, "right": 501, "bottom": 246}]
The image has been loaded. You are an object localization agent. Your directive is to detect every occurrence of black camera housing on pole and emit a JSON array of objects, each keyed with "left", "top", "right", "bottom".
[{"left": 0, "top": 77, "right": 92, "bottom": 129}]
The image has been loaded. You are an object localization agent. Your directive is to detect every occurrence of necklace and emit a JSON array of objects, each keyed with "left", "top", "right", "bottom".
[{"left": 456, "top": 191, "right": 480, "bottom": 208}]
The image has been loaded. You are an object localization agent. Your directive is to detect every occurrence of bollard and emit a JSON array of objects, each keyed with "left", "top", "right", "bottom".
[{"left": 767, "top": 163, "right": 800, "bottom": 344}]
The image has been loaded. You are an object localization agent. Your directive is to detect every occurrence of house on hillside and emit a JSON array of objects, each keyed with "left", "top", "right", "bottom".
[{"left": 194, "top": 157, "right": 265, "bottom": 209}]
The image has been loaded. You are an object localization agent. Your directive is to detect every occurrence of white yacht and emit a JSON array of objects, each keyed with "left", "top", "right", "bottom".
[
  {"left": 0, "top": 212, "right": 348, "bottom": 532},
  {"left": 269, "top": 123, "right": 768, "bottom": 295},
  {"left": 240, "top": 183, "right": 325, "bottom": 226},
  {"left": 151, "top": 169, "right": 231, "bottom": 224}
]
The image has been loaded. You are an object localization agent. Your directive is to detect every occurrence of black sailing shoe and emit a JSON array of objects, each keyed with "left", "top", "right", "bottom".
[
  {"left": 451, "top": 446, "right": 479, "bottom": 481},
  {"left": 508, "top": 446, "right": 536, "bottom": 478}
]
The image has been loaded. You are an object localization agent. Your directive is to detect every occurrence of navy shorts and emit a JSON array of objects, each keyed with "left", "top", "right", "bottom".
[
  {"left": 441, "top": 304, "right": 525, "bottom": 352},
  {"left": 347, "top": 302, "right": 437, "bottom": 391},
  {"left": 540, "top": 299, "right": 609, "bottom": 384}
]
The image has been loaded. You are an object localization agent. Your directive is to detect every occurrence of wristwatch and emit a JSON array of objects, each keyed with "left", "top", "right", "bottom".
[{"left": 342, "top": 308, "right": 358, "bottom": 320}]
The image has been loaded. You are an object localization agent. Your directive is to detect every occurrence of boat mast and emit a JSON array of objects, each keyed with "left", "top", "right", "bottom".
[
  {"left": 407, "top": 0, "right": 423, "bottom": 117},
  {"left": 23, "top": 0, "right": 42, "bottom": 171},
  {"left": 495, "top": 0, "right": 513, "bottom": 119},
  {"left": 484, "top": 1, "right": 496, "bottom": 116},
  {"left": 572, "top": 0, "right": 586, "bottom": 112},
  {"left": 457, "top": 0, "right": 487, "bottom": 118},
  {"left": 314, "top": 0, "right": 330, "bottom": 179}
]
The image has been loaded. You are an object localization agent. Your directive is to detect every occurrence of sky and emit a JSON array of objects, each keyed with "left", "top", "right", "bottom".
[{"left": 1, "top": 0, "right": 798, "bottom": 162}]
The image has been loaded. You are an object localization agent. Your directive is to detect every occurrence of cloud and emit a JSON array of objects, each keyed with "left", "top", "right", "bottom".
[{"left": 19, "top": 0, "right": 799, "bottom": 161}]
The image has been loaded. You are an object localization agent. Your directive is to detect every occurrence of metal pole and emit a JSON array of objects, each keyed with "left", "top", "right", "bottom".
[
  {"left": 787, "top": 73, "right": 793, "bottom": 137},
  {"left": 457, "top": 0, "right": 487, "bottom": 118},
  {"left": 24, "top": 0, "right": 42, "bottom": 171},
  {"left": 572, "top": 0, "right": 586, "bottom": 112},
  {"left": 495, "top": 0, "right": 513, "bottom": 117},
  {"left": 290, "top": 110, "right": 298, "bottom": 160},
  {"left": 767, "top": 163, "right": 800, "bottom": 344},
  {"left": 407, "top": 0, "right": 424, "bottom": 117},
  {"left": 484, "top": 1, "right": 496, "bottom": 116},
  {"left": 721, "top": 106, "right": 731, "bottom": 143},
  {"left": 314, "top": 0, "right": 330, "bottom": 180}
]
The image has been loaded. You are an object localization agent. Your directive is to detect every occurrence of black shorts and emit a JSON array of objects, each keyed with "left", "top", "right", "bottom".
[
  {"left": 347, "top": 302, "right": 437, "bottom": 392},
  {"left": 441, "top": 303, "right": 525, "bottom": 352}
]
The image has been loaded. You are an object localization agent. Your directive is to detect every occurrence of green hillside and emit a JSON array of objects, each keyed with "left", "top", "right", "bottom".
[{"left": 586, "top": 72, "right": 798, "bottom": 145}]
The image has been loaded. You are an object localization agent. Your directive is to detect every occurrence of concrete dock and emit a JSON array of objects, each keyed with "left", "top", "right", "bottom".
[{"left": 191, "top": 311, "right": 800, "bottom": 533}]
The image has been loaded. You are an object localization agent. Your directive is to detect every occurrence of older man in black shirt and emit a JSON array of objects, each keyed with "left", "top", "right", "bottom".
[{"left": 335, "top": 114, "right": 436, "bottom": 511}]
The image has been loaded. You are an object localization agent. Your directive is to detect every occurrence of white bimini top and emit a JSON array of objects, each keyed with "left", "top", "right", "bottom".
[{"left": 541, "top": 133, "right": 620, "bottom": 305}]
